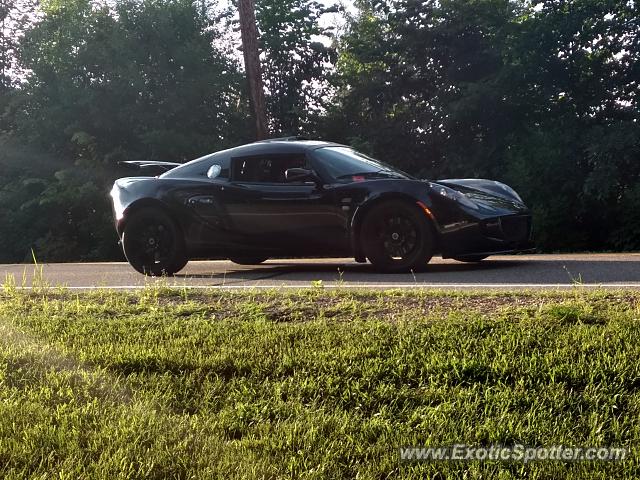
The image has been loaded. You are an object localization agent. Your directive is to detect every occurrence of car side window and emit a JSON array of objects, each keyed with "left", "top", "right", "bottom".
[
  {"left": 161, "top": 153, "right": 230, "bottom": 180},
  {"left": 231, "top": 154, "right": 307, "bottom": 183}
]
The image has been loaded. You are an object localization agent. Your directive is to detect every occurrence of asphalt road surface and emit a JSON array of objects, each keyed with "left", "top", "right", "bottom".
[{"left": 0, "top": 254, "right": 639, "bottom": 290}]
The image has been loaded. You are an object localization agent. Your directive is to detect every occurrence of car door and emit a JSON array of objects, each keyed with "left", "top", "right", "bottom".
[
  {"left": 170, "top": 156, "right": 254, "bottom": 252},
  {"left": 220, "top": 152, "right": 349, "bottom": 254}
]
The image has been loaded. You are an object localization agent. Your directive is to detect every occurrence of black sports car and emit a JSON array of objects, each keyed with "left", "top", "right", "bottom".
[{"left": 110, "top": 137, "right": 534, "bottom": 275}]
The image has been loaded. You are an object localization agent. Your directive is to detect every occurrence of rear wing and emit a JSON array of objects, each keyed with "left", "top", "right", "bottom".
[{"left": 118, "top": 160, "right": 181, "bottom": 174}]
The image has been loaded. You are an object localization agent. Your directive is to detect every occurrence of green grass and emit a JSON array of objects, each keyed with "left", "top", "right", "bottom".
[{"left": 1, "top": 287, "right": 639, "bottom": 478}]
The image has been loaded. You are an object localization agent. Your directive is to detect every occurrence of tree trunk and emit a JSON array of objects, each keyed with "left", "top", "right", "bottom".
[{"left": 238, "top": 0, "right": 269, "bottom": 140}]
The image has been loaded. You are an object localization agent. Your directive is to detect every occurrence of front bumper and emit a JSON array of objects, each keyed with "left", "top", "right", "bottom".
[{"left": 440, "top": 213, "right": 535, "bottom": 258}]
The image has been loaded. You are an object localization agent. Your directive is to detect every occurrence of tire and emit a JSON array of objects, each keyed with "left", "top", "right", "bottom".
[
  {"left": 228, "top": 256, "right": 269, "bottom": 265},
  {"left": 361, "top": 200, "right": 435, "bottom": 273},
  {"left": 121, "top": 207, "right": 187, "bottom": 276},
  {"left": 171, "top": 256, "right": 189, "bottom": 273},
  {"left": 452, "top": 255, "right": 489, "bottom": 263}
]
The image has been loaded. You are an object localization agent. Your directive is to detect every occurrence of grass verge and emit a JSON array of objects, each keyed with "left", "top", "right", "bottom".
[{"left": 1, "top": 287, "right": 639, "bottom": 478}]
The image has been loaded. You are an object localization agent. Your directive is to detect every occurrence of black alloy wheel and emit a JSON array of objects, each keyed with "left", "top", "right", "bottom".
[
  {"left": 361, "top": 200, "right": 435, "bottom": 273},
  {"left": 122, "top": 208, "right": 187, "bottom": 276}
]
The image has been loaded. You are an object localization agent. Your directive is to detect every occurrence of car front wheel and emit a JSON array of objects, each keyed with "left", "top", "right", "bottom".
[
  {"left": 361, "top": 200, "right": 435, "bottom": 273},
  {"left": 121, "top": 207, "right": 187, "bottom": 276}
]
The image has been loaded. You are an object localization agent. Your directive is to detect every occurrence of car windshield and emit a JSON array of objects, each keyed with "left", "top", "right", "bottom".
[{"left": 313, "top": 146, "right": 414, "bottom": 182}]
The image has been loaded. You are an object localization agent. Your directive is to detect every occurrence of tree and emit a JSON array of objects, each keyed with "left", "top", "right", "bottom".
[
  {"left": 326, "top": 0, "right": 520, "bottom": 176},
  {"left": 256, "top": 0, "right": 337, "bottom": 135},
  {"left": 498, "top": 0, "right": 640, "bottom": 250},
  {"left": 18, "top": 0, "right": 247, "bottom": 160},
  {"left": 0, "top": 0, "right": 31, "bottom": 91},
  {"left": 1, "top": 0, "right": 639, "bottom": 261},
  {"left": 329, "top": 0, "right": 640, "bottom": 251},
  {"left": 0, "top": 0, "right": 36, "bottom": 133},
  {"left": 0, "top": 0, "right": 250, "bottom": 262},
  {"left": 238, "top": 0, "right": 269, "bottom": 139}
]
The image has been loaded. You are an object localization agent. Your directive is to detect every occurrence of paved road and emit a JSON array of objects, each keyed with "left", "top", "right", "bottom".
[{"left": 0, "top": 254, "right": 639, "bottom": 290}]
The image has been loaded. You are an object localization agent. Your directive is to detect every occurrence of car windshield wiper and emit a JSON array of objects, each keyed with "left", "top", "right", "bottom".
[{"left": 336, "top": 170, "right": 405, "bottom": 180}]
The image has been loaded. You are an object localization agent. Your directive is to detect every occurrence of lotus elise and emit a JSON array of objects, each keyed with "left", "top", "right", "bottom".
[{"left": 111, "top": 138, "right": 534, "bottom": 275}]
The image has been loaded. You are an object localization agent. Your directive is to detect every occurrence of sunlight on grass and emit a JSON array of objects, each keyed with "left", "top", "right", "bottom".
[{"left": 0, "top": 289, "right": 639, "bottom": 478}]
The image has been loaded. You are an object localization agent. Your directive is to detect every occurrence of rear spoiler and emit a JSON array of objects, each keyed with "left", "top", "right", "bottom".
[{"left": 118, "top": 160, "right": 182, "bottom": 173}]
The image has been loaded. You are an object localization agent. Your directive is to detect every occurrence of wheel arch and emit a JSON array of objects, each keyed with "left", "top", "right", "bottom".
[
  {"left": 117, "top": 198, "right": 183, "bottom": 237},
  {"left": 350, "top": 193, "right": 440, "bottom": 261}
]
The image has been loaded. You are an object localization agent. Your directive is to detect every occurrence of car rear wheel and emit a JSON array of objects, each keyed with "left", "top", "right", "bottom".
[
  {"left": 121, "top": 208, "right": 187, "bottom": 276},
  {"left": 452, "top": 255, "right": 489, "bottom": 263},
  {"left": 361, "top": 200, "right": 435, "bottom": 273},
  {"left": 228, "top": 256, "right": 269, "bottom": 265}
]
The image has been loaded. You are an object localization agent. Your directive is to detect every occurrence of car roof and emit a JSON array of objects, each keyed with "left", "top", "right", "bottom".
[
  {"left": 228, "top": 138, "right": 341, "bottom": 156},
  {"left": 198, "top": 138, "right": 343, "bottom": 160},
  {"left": 160, "top": 138, "right": 344, "bottom": 178}
]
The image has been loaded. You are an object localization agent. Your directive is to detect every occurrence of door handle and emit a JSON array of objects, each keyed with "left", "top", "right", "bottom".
[{"left": 188, "top": 196, "right": 216, "bottom": 205}]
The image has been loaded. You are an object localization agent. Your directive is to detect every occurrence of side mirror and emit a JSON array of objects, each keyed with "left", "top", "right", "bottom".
[
  {"left": 207, "top": 164, "right": 222, "bottom": 179},
  {"left": 285, "top": 167, "right": 317, "bottom": 183}
]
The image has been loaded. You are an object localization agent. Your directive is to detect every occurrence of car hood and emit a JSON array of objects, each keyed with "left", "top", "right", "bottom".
[{"left": 433, "top": 178, "right": 528, "bottom": 213}]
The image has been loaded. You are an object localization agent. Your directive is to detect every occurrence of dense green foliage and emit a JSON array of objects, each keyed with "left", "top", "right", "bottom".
[
  {"left": 324, "top": 0, "right": 640, "bottom": 251},
  {"left": 256, "top": 0, "right": 337, "bottom": 134},
  {"left": 1, "top": 288, "right": 639, "bottom": 477},
  {"left": 1, "top": 0, "right": 250, "bottom": 261},
  {"left": 0, "top": 0, "right": 638, "bottom": 261}
]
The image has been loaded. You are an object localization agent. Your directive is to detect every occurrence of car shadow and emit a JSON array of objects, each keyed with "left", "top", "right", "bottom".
[
  {"left": 172, "top": 256, "right": 640, "bottom": 285},
  {"left": 173, "top": 258, "right": 526, "bottom": 280}
]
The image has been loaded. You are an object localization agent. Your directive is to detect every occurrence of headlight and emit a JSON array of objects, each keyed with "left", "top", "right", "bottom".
[
  {"left": 435, "top": 184, "right": 478, "bottom": 209},
  {"left": 493, "top": 181, "right": 523, "bottom": 203}
]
